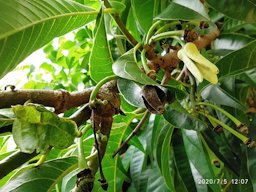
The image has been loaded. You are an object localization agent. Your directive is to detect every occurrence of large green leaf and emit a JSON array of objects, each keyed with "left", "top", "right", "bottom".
[
  {"left": 0, "top": 156, "right": 77, "bottom": 192},
  {"left": 217, "top": 40, "right": 256, "bottom": 79},
  {"left": 182, "top": 130, "right": 221, "bottom": 192},
  {"left": 163, "top": 101, "right": 207, "bottom": 131},
  {"left": 112, "top": 49, "right": 158, "bottom": 85},
  {"left": 206, "top": 0, "right": 256, "bottom": 23},
  {"left": 89, "top": 9, "right": 114, "bottom": 83},
  {"left": 131, "top": 0, "right": 154, "bottom": 33},
  {"left": 0, "top": 0, "right": 96, "bottom": 79},
  {"left": 201, "top": 85, "right": 246, "bottom": 111},
  {"left": 173, "top": 131, "right": 198, "bottom": 192},
  {"left": 155, "top": 124, "right": 175, "bottom": 191},
  {"left": 155, "top": 0, "right": 209, "bottom": 21},
  {"left": 117, "top": 79, "right": 145, "bottom": 108},
  {"left": 212, "top": 33, "right": 254, "bottom": 56}
]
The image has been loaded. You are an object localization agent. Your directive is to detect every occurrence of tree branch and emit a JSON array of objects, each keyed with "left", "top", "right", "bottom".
[{"left": 0, "top": 88, "right": 93, "bottom": 113}]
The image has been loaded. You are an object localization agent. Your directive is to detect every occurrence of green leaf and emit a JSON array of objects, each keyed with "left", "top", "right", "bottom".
[
  {"left": 0, "top": 0, "right": 96, "bottom": 79},
  {"left": 155, "top": 124, "right": 175, "bottom": 191},
  {"left": 112, "top": 49, "right": 158, "bottom": 85},
  {"left": 124, "top": 127, "right": 145, "bottom": 153},
  {"left": 146, "top": 165, "right": 170, "bottom": 192},
  {"left": 173, "top": 131, "right": 197, "bottom": 192},
  {"left": 217, "top": 40, "right": 256, "bottom": 79},
  {"left": 163, "top": 101, "right": 207, "bottom": 131},
  {"left": 201, "top": 85, "right": 246, "bottom": 111},
  {"left": 89, "top": 9, "right": 114, "bottom": 83},
  {"left": 0, "top": 157, "right": 77, "bottom": 192},
  {"left": 247, "top": 115, "right": 256, "bottom": 191},
  {"left": 155, "top": 0, "right": 209, "bottom": 21},
  {"left": 212, "top": 33, "right": 254, "bottom": 56},
  {"left": 129, "top": 146, "right": 146, "bottom": 191},
  {"left": 12, "top": 104, "right": 80, "bottom": 153},
  {"left": 206, "top": 0, "right": 256, "bottom": 23},
  {"left": 131, "top": 0, "right": 154, "bottom": 33},
  {"left": 117, "top": 79, "right": 145, "bottom": 108},
  {"left": 182, "top": 130, "right": 221, "bottom": 192}
]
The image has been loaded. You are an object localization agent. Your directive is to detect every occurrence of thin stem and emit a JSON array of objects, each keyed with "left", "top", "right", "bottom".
[
  {"left": 92, "top": 121, "right": 107, "bottom": 186},
  {"left": 149, "top": 30, "right": 184, "bottom": 43},
  {"left": 198, "top": 102, "right": 241, "bottom": 126},
  {"left": 35, "top": 147, "right": 51, "bottom": 166},
  {"left": 141, "top": 49, "right": 151, "bottom": 73},
  {"left": 201, "top": 112, "right": 248, "bottom": 143},
  {"left": 103, "top": 0, "right": 138, "bottom": 46},
  {"left": 187, "top": 71, "right": 196, "bottom": 110},
  {"left": 155, "top": 21, "right": 180, "bottom": 34},
  {"left": 112, "top": 110, "right": 150, "bottom": 157},
  {"left": 89, "top": 75, "right": 118, "bottom": 103},
  {"left": 133, "top": 43, "right": 142, "bottom": 63},
  {"left": 145, "top": 20, "right": 162, "bottom": 44},
  {"left": 77, "top": 124, "right": 91, "bottom": 170}
]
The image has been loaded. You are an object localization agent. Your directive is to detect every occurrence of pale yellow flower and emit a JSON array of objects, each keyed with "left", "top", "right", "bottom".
[{"left": 177, "top": 42, "right": 219, "bottom": 84}]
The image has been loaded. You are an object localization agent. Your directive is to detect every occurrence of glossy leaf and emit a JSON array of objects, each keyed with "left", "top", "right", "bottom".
[
  {"left": 173, "top": 131, "right": 197, "bottom": 192},
  {"left": 131, "top": 0, "right": 154, "bottom": 33},
  {"left": 155, "top": 124, "right": 175, "bottom": 191},
  {"left": 212, "top": 33, "right": 254, "bottom": 55},
  {"left": 12, "top": 104, "right": 80, "bottom": 153},
  {"left": 163, "top": 101, "right": 207, "bottom": 131},
  {"left": 201, "top": 85, "right": 246, "bottom": 111},
  {"left": 0, "top": 0, "right": 96, "bottom": 79},
  {"left": 112, "top": 49, "right": 158, "bottom": 85},
  {"left": 155, "top": 0, "right": 209, "bottom": 21},
  {"left": 146, "top": 165, "right": 170, "bottom": 192},
  {"left": 130, "top": 146, "right": 146, "bottom": 191},
  {"left": 89, "top": 9, "right": 114, "bottom": 83},
  {"left": 217, "top": 40, "right": 256, "bottom": 79},
  {"left": 182, "top": 130, "right": 221, "bottom": 192},
  {"left": 206, "top": 0, "right": 256, "bottom": 23},
  {"left": 117, "top": 78, "right": 145, "bottom": 108},
  {"left": 0, "top": 157, "right": 77, "bottom": 192}
]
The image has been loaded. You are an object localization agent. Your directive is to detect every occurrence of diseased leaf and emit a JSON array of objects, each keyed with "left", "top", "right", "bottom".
[
  {"left": 112, "top": 49, "right": 158, "bottom": 85},
  {"left": 12, "top": 104, "right": 80, "bottom": 153},
  {"left": 155, "top": 0, "right": 209, "bottom": 21},
  {"left": 163, "top": 101, "right": 207, "bottom": 131},
  {"left": 206, "top": 0, "right": 256, "bottom": 23},
  {"left": 89, "top": 9, "right": 114, "bottom": 83},
  {"left": 217, "top": 40, "right": 256, "bottom": 79},
  {"left": 0, "top": 0, "right": 96, "bottom": 79},
  {"left": 0, "top": 157, "right": 77, "bottom": 192}
]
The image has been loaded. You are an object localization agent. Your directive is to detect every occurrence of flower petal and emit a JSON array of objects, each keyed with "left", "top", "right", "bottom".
[
  {"left": 184, "top": 42, "right": 219, "bottom": 74},
  {"left": 177, "top": 49, "right": 203, "bottom": 82},
  {"left": 196, "top": 64, "right": 218, "bottom": 84}
]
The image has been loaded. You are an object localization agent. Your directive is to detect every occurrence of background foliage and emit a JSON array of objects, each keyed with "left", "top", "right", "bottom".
[{"left": 0, "top": 0, "right": 256, "bottom": 192}]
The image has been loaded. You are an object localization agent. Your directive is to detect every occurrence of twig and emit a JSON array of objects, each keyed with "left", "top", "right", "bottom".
[
  {"left": 103, "top": 0, "right": 138, "bottom": 46},
  {"left": 112, "top": 110, "right": 150, "bottom": 157}
]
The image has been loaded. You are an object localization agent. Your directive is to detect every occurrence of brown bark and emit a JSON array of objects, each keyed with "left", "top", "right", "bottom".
[{"left": 0, "top": 88, "right": 93, "bottom": 113}]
